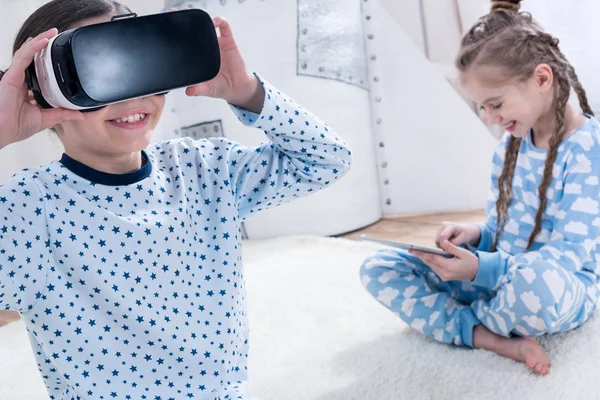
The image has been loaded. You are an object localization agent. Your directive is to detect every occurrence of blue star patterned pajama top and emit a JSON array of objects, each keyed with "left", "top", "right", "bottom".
[{"left": 0, "top": 78, "right": 352, "bottom": 399}]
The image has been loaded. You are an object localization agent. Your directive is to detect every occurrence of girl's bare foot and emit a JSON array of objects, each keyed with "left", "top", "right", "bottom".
[
  {"left": 473, "top": 324, "right": 551, "bottom": 375},
  {"left": 0, "top": 310, "right": 20, "bottom": 327}
]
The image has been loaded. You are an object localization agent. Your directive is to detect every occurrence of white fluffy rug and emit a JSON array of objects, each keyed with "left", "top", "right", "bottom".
[{"left": 2, "top": 236, "right": 600, "bottom": 399}]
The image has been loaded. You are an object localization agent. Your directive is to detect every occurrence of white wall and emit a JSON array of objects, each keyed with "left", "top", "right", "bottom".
[
  {"left": 521, "top": 1, "right": 600, "bottom": 115},
  {"left": 364, "top": 0, "right": 496, "bottom": 215},
  {"left": 123, "top": 0, "right": 163, "bottom": 15},
  {"left": 378, "top": 0, "right": 425, "bottom": 55}
]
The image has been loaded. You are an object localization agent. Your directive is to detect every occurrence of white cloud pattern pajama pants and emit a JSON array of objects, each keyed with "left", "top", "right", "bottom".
[{"left": 360, "top": 249, "right": 596, "bottom": 347}]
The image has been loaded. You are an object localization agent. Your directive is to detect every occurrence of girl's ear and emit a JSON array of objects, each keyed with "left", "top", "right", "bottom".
[{"left": 533, "top": 63, "right": 554, "bottom": 93}]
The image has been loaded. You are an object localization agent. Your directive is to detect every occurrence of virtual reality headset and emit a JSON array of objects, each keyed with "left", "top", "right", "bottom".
[{"left": 26, "top": 9, "right": 221, "bottom": 112}]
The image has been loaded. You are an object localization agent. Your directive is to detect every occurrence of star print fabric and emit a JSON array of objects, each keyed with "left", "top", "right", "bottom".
[{"left": 0, "top": 77, "right": 352, "bottom": 399}]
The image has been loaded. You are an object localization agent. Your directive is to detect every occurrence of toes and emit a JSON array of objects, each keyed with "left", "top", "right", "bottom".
[
  {"left": 531, "top": 362, "right": 543, "bottom": 375},
  {"left": 529, "top": 361, "right": 551, "bottom": 376}
]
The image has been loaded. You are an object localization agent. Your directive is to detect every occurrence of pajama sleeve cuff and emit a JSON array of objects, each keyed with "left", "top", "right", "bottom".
[
  {"left": 475, "top": 223, "right": 493, "bottom": 252},
  {"left": 472, "top": 250, "right": 502, "bottom": 289}
]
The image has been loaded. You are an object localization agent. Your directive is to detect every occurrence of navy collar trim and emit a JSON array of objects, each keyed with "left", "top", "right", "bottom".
[{"left": 59, "top": 152, "right": 152, "bottom": 186}]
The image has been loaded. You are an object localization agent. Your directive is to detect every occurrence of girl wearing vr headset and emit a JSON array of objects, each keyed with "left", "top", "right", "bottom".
[{"left": 0, "top": 0, "right": 352, "bottom": 398}]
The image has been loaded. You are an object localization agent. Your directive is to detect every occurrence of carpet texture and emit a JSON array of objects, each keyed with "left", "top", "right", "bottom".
[{"left": 1, "top": 236, "right": 599, "bottom": 399}]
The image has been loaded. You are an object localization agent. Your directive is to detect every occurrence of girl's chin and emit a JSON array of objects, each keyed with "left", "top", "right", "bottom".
[
  {"left": 108, "top": 131, "right": 154, "bottom": 154},
  {"left": 510, "top": 129, "right": 528, "bottom": 139}
]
